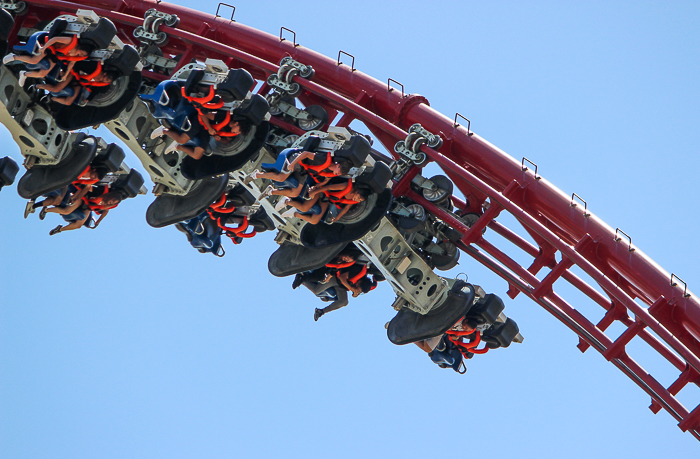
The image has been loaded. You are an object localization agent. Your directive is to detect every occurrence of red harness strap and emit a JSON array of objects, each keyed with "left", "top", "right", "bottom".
[
  {"left": 446, "top": 330, "right": 490, "bottom": 357},
  {"left": 326, "top": 261, "right": 354, "bottom": 269},
  {"left": 349, "top": 264, "right": 368, "bottom": 285},
  {"left": 208, "top": 192, "right": 236, "bottom": 214},
  {"left": 73, "top": 166, "right": 99, "bottom": 186},
  {"left": 71, "top": 62, "right": 111, "bottom": 87},
  {"left": 48, "top": 35, "right": 88, "bottom": 62},
  {"left": 300, "top": 152, "right": 332, "bottom": 175},
  {"left": 325, "top": 179, "right": 359, "bottom": 205},
  {"left": 182, "top": 85, "right": 224, "bottom": 110},
  {"left": 82, "top": 187, "right": 117, "bottom": 213},
  {"left": 207, "top": 194, "right": 257, "bottom": 243},
  {"left": 198, "top": 110, "right": 239, "bottom": 138}
]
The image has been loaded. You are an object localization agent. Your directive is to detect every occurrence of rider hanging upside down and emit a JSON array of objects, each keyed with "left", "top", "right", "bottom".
[
  {"left": 150, "top": 113, "right": 249, "bottom": 160},
  {"left": 294, "top": 252, "right": 378, "bottom": 321},
  {"left": 279, "top": 184, "right": 369, "bottom": 225},
  {"left": 5, "top": 34, "right": 93, "bottom": 86},
  {"left": 35, "top": 65, "right": 117, "bottom": 106},
  {"left": 249, "top": 148, "right": 352, "bottom": 200}
]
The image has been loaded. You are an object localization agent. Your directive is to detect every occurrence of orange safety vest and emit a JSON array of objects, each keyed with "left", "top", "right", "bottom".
[
  {"left": 47, "top": 34, "right": 88, "bottom": 62},
  {"left": 325, "top": 178, "right": 359, "bottom": 205},
  {"left": 73, "top": 166, "right": 99, "bottom": 186},
  {"left": 71, "top": 61, "right": 111, "bottom": 87},
  {"left": 82, "top": 186, "right": 118, "bottom": 213}
]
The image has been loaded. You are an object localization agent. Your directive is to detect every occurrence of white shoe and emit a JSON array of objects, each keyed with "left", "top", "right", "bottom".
[
  {"left": 274, "top": 196, "right": 289, "bottom": 212},
  {"left": 280, "top": 208, "right": 296, "bottom": 219},
  {"left": 24, "top": 200, "right": 35, "bottom": 218},
  {"left": 3, "top": 53, "right": 15, "bottom": 65},
  {"left": 258, "top": 185, "right": 274, "bottom": 201},
  {"left": 18, "top": 71, "right": 27, "bottom": 87},
  {"left": 280, "top": 159, "right": 292, "bottom": 174},
  {"left": 242, "top": 169, "right": 260, "bottom": 185},
  {"left": 150, "top": 125, "right": 166, "bottom": 139},
  {"left": 164, "top": 141, "right": 179, "bottom": 154}
]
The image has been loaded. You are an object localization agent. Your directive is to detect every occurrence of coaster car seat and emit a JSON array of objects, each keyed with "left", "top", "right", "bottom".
[
  {"left": 17, "top": 133, "right": 97, "bottom": 199},
  {"left": 333, "top": 135, "right": 370, "bottom": 167},
  {"left": 179, "top": 121, "right": 269, "bottom": 180},
  {"left": 54, "top": 70, "right": 142, "bottom": 130},
  {"left": 355, "top": 162, "right": 392, "bottom": 194},
  {"left": 216, "top": 68, "right": 255, "bottom": 102},
  {"left": 146, "top": 174, "right": 227, "bottom": 228},
  {"left": 268, "top": 241, "right": 348, "bottom": 277},
  {"left": 0, "top": 156, "right": 19, "bottom": 189},
  {"left": 176, "top": 211, "right": 224, "bottom": 256},
  {"left": 232, "top": 94, "right": 269, "bottom": 126},
  {"left": 111, "top": 169, "right": 144, "bottom": 199},
  {"left": 387, "top": 281, "right": 476, "bottom": 345},
  {"left": 92, "top": 143, "right": 125, "bottom": 174},
  {"left": 481, "top": 317, "right": 520, "bottom": 349},
  {"left": 0, "top": 8, "right": 14, "bottom": 43},
  {"left": 299, "top": 188, "right": 392, "bottom": 249},
  {"left": 79, "top": 17, "right": 118, "bottom": 50}
]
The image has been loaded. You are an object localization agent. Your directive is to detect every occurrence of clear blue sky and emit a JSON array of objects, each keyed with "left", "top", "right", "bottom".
[{"left": 1, "top": 1, "right": 699, "bottom": 457}]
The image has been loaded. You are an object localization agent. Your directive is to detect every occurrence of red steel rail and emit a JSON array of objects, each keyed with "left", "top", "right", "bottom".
[{"left": 15, "top": 0, "right": 700, "bottom": 440}]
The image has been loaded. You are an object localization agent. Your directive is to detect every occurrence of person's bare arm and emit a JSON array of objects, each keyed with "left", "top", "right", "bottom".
[
  {"left": 329, "top": 203, "right": 353, "bottom": 223},
  {"left": 93, "top": 209, "right": 109, "bottom": 227},
  {"left": 37, "top": 73, "right": 73, "bottom": 92},
  {"left": 200, "top": 111, "right": 216, "bottom": 135},
  {"left": 286, "top": 151, "right": 315, "bottom": 170},
  {"left": 337, "top": 271, "right": 360, "bottom": 296},
  {"left": 58, "top": 61, "right": 76, "bottom": 81},
  {"left": 308, "top": 181, "right": 346, "bottom": 197},
  {"left": 68, "top": 185, "right": 92, "bottom": 205},
  {"left": 37, "top": 36, "right": 73, "bottom": 53}
]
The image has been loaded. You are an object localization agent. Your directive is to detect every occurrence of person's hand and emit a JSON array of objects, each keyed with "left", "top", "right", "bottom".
[
  {"left": 323, "top": 273, "right": 332, "bottom": 283},
  {"left": 352, "top": 289, "right": 361, "bottom": 298},
  {"left": 208, "top": 128, "right": 216, "bottom": 135}
]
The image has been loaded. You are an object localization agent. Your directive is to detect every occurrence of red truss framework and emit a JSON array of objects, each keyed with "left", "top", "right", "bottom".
[{"left": 12, "top": 0, "right": 700, "bottom": 440}]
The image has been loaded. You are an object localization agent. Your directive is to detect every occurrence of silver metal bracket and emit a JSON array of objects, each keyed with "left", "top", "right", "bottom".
[
  {"left": 279, "top": 57, "right": 315, "bottom": 79},
  {"left": 266, "top": 57, "right": 314, "bottom": 108},
  {"left": 1, "top": 1, "right": 27, "bottom": 14},
  {"left": 268, "top": 98, "right": 314, "bottom": 121},
  {"left": 134, "top": 8, "right": 179, "bottom": 45},
  {"left": 266, "top": 73, "right": 300, "bottom": 97},
  {"left": 393, "top": 124, "right": 443, "bottom": 166}
]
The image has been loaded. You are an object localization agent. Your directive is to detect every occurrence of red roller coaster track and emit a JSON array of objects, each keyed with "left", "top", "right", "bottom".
[{"left": 12, "top": 0, "right": 700, "bottom": 441}]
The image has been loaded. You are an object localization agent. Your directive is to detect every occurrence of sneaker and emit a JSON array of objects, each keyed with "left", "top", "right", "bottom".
[
  {"left": 150, "top": 125, "right": 166, "bottom": 139},
  {"left": 314, "top": 308, "right": 324, "bottom": 321},
  {"left": 49, "top": 224, "right": 62, "bottom": 236},
  {"left": 18, "top": 71, "right": 27, "bottom": 87},
  {"left": 292, "top": 273, "right": 303, "bottom": 289},
  {"left": 258, "top": 185, "right": 274, "bottom": 201},
  {"left": 24, "top": 200, "right": 35, "bottom": 218},
  {"left": 39, "top": 207, "right": 47, "bottom": 220},
  {"left": 2, "top": 53, "right": 15, "bottom": 65},
  {"left": 164, "top": 141, "right": 179, "bottom": 155},
  {"left": 274, "top": 196, "right": 289, "bottom": 212},
  {"left": 280, "top": 159, "right": 292, "bottom": 174},
  {"left": 280, "top": 207, "right": 296, "bottom": 219},
  {"left": 242, "top": 169, "right": 260, "bottom": 186}
]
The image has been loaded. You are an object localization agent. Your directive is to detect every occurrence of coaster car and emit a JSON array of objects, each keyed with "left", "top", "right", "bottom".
[
  {"left": 175, "top": 211, "right": 225, "bottom": 257},
  {"left": 0, "top": 155, "right": 18, "bottom": 190},
  {"left": 145, "top": 174, "right": 228, "bottom": 228}
]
